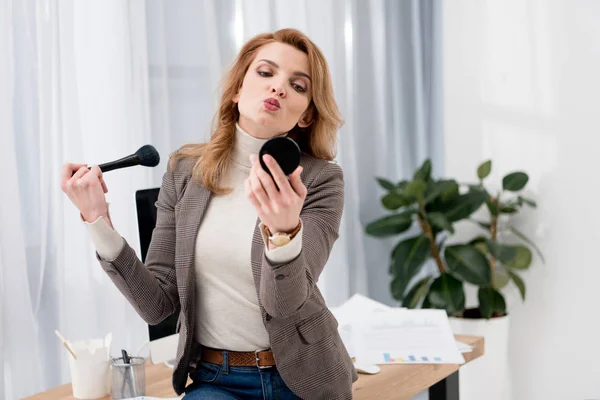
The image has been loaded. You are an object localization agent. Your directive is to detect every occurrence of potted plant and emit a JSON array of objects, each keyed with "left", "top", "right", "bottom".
[{"left": 365, "top": 159, "right": 542, "bottom": 400}]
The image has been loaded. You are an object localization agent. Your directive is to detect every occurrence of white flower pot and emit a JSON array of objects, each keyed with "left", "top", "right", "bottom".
[{"left": 449, "top": 313, "right": 511, "bottom": 400}]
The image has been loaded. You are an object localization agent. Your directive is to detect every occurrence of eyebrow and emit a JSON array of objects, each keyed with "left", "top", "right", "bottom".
[{"left": 257, "top": 59, "right": 312, "bottom": 82}]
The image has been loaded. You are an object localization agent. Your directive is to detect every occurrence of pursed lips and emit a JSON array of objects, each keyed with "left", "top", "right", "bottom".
[{"left": 264, "top": 98, "right": 281, "bottom": 110}]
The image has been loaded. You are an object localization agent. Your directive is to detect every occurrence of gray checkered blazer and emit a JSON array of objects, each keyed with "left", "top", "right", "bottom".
[{"left": 97, "top": 153, "right": 358, "bottom": 399}]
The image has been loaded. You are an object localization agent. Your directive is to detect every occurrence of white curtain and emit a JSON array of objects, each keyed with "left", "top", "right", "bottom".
[
  {"left": 2, "top": 0, "right": 152, "bottom": 397},
  {"left": 2, "top": 0, "right": 442, "bottom": 397},
  {"left": 1, "top": 2, "right": 42, "bottom": 398},
  {"left": 146, "top": 0, "right": 444, "bottom": 307}
]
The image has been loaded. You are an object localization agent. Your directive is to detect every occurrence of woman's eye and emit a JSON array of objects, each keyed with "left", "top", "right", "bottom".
[
  {"left": 258, "top": 71, "right": 272, "bottom": 77},
  {"left": 292, "top": 84, "right": 306, "bottom": 93}
]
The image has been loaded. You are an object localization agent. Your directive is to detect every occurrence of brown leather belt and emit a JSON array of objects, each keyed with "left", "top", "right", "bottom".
[{"left": 201, "top": 347, "right": 276, "bottom": 369}]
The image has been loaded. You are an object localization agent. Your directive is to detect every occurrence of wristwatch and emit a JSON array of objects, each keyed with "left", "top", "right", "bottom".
[{"left": 263, "top": 220, "right": 302, "bottom": 247}]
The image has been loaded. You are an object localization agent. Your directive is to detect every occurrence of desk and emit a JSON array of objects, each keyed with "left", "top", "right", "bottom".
[
  {"left": 353, "top": 335, "right": 484, "bottom": 400},
  {"left": 25, "top": 335, "right": 483, "bottom": 400},
  {"left": 23, "top": 362, "right": 188, "bottom": 400}
]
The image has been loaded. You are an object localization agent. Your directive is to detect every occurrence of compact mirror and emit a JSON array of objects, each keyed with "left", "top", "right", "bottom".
[{"left": 258, "top": 136, "right": 301, "bottom": 177}]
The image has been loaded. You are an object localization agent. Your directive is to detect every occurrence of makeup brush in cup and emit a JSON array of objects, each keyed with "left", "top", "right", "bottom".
[
  {"left": 121, "top": 349, "right": 138, "bottom": 397},
  {"left": 55, "top": 330, "right": 77, "bottom": 360}
]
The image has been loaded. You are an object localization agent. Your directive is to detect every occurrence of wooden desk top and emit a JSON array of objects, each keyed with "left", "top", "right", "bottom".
[
  {"left": 352, "top": 335, "right": 484, "bottom": 400},
  {"left": 23, "top": 361, "right": 188, "bottom": 400},
  {"left": 24, "top": 335, "right": 483, "bottom": 400}
]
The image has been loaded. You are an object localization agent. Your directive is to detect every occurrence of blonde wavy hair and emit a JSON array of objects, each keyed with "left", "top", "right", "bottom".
[{"left": 170, "top": 28, "right": 343, "bottom": 194}]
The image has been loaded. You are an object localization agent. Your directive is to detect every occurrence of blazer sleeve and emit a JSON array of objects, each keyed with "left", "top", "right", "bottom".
[
  {"left": 96, "top": 164, "right": 179, "bottom": 325},
  {"left": 259, "top": 162, "right": 344, "bottom": 318}
]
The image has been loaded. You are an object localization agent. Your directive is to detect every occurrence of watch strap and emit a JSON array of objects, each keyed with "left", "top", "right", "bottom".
[{"left": 263, "top": 220, "right": 302, "bottom": 246}]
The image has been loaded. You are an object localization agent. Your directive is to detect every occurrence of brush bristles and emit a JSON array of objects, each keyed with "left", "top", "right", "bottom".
[{"left": 136, "top": 145, "right": 160, "bottom": 167}]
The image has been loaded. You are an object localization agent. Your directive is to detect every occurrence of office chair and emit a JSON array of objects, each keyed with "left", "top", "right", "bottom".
[{"left": 135, "top": 188, "right": 180, "bottom": 366}]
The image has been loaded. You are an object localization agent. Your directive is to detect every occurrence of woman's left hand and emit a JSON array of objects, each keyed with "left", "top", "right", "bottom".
[{"left": 246, "top": 153, "right": 306, "bottom": 233}]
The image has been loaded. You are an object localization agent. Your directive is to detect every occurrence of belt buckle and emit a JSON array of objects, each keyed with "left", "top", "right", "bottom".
[{"left": 255, "top": 348, "right": 272, "bottom": 369}]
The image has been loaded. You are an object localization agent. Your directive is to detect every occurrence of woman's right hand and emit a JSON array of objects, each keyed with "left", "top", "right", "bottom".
[{"left": 61, "top": 163, "right": 111, "bottom": 226}]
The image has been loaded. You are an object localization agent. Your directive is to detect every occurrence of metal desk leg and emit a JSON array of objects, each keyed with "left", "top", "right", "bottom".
[{"left": 428, "top": 371, "right": 459, "bottom": 400}]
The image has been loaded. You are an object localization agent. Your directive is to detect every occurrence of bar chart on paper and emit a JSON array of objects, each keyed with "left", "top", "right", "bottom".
[
  {"left": 383, "top": 354, "right": 444, "bottom": 363},
  {"left": 353, "top": 309, "right": 465, "bottom": 365}
]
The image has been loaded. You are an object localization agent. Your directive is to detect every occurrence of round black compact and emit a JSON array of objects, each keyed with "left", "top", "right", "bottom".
[{"left": 258, "top": 136, "right": 301, "bottom": 177}]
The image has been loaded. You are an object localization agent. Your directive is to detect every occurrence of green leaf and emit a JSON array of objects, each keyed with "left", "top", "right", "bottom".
[
  {"left": 440, "top": 189, "right": 487, "bottom": 222},
  {"left": 445, "top": 245, "right": 492, "bottom": 286},
  {"left": 413, "top": 159, "right": 432, "bottom": 182},
  {"left": 428, "top": 212, "right": 455, "bottom": 234},
  {"left": 474, "top": 242, "right": 488, "bottom": 254},
  {"left": 507, "top": 269, "right": 526, "bottom": 301},
  {"left": 424, "top": 180, "right": 459, "bottom": 204},
  {"left": 427, "top": 273, "right": 466, "bottom": 315},
  {"left": 422, "top": 296, "right": 433, "bottom": 309},
  {"left": 425, "top": 182, "right": 460, "bottom": 215},
  {"left": 401, "top": 276, "right": 433, "bottom": 308},
  {"left": 477, "top": 160, "right": 492, "bottom": 180},
  {"left": 503, "top": 172, "right": 529, "bottom": 191},
  {"left": 509, "top": 227, "right": 545, "bottom": 263},
  {"left": 469, "top": 236, "right": 487, "bottom": 245},
  {"left": 470, "top": 220, "right": 491, "bottom": 230},
  {"left": 485, "top": 239, "right": 518, "bottom": 262},
  {"left": 499, "top": 200, "right": 521, "bottom": 214},
  {"left": 478, "top": 288, "right": 506, "bottom": 319},
  {"left": 492, "top": 268, "right": 510, "bottom": 290},
  {"left": 391, "top": 234, "right": 428, "bottom": 259},
  {"left": 376, "top": 177, "right": 395, "bottom": 191},
  {"left": 469, "top": 236, "right": 488, "bottom": 255},
  {"left": 440, "top": 181, "right": 460, "bottom": 203},
  {"left": 405, "top": 180, "right": 427, "bottom": 199},
  {"left": 518, "top": 195, "right": 537, "bottom": 208},
  {"left": 503, "top": 245, "right": 533, "bottom": 269},
  {"left": 396, "top": 181, "right": 409, "bottom": 190},
  {"left": 485, "top": 199, "right": 499, "bottom": 216},
  {"left": 390, "top": 236, "right": 431, "bottom": 299},
  {"left": 365, "top": 210, "right": 415, "bottom": 237},
  {"left": 390, "top": 277, "right": 406, "bottom": 301},
  {"left": 381, "top": 191, "right": 413, "bottom": 210}
]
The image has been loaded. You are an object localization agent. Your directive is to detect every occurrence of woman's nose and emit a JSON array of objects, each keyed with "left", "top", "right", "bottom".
[{"left": 271, "top": 85, "right": 286, "bottom": 98}]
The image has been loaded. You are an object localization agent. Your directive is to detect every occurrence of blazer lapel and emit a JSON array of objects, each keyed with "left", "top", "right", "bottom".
[
  {"left": 251, "top": 217, "right": 266, "bottom": 312},
  {"left": 176, "top": 180, "right": 211, "bottom": 323}
]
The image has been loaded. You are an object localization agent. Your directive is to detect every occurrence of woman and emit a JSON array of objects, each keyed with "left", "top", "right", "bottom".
[{"left": 61, "top": 28, "right": 357, "bottom": 399}]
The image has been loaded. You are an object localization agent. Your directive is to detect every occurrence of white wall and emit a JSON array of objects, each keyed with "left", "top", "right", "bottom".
[{"left": 443, "top": 1, "right": 600, "bottom": 399}]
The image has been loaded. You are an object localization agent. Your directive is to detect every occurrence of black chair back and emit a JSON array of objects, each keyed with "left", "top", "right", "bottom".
[{"left": 135, "top": 188, "right": 179, "bottom": 340}]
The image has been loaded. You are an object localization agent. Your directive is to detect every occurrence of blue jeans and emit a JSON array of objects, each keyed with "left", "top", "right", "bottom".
[{"left": 183, "top": 359, "right": 301, "bottom": 400}]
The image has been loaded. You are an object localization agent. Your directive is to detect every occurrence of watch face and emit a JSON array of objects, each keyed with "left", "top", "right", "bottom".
[
  {"left": 271, "top": 235, "right": 291, "bottom": 247},
  {"left": 259, "top": 137, "right": 301, "bottom": 177}
]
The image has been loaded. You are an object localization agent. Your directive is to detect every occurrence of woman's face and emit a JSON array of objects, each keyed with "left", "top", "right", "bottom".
[{"left": 234, "top": 42, "right": 313, "bottom": 139}]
